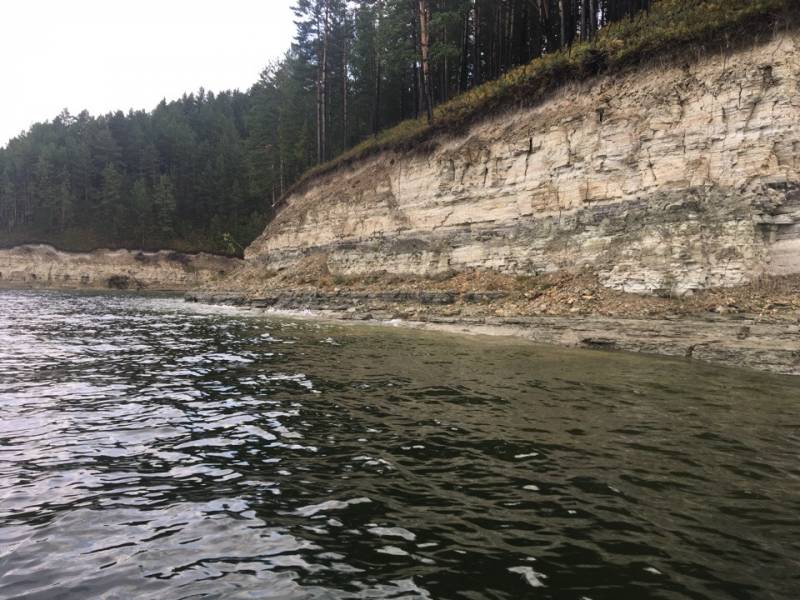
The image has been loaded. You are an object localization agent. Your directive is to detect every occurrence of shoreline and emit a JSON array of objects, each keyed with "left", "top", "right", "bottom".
[
  {"left": 3, "top": 280, "right": 798, "bottom": 376},
  {"left": 185, "top": 291, "right": 800, "bottom": 377}
]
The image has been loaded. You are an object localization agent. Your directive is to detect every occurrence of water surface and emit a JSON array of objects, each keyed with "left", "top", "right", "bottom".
[{"left": 1, "top": 290, "right": 798, "bottom": 599}]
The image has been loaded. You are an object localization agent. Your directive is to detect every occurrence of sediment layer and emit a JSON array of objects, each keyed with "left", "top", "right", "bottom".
[{"left": 0, "top": 245, "right": 241, "bottom": 291}]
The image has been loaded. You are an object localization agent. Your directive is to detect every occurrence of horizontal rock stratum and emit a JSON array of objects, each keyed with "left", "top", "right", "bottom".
[
  {"left": 247, "top": 32, "right": 800, "bottom": 296},
  {"left": 0, "top": 245, "right": 241, "bottom": 291}
]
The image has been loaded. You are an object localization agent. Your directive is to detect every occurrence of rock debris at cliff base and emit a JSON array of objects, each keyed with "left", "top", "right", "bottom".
[
  {"left": 214, "top": 261, "right": 800, "bottom": 322},
  {"left": 186, "top": 272, "right": 800, "bottom": 376}
]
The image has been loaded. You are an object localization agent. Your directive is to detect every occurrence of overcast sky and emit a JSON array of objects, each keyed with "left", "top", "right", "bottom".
[{"left": 0, "top": 0, "right": 296, "bottom": 147}]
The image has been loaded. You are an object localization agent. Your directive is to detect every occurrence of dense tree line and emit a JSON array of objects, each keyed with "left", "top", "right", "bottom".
[
  {"left": 0, "top": 0, "right": 651, "bottom": 255},
  {"left": 0, "top": 95, "right": 260, "bottom": 254}
]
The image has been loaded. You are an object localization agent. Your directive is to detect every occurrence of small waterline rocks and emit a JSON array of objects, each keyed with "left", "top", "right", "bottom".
[{"left": 185, "top": 290, "right": 800, "bottom": 376}]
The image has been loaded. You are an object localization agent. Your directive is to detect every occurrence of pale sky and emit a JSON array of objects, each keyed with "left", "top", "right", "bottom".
[{"left": 0, "top": 0, "right": 296, "bottom": 147}]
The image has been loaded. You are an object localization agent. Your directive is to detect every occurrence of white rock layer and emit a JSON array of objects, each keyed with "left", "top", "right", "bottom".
[{"left": 248, "top": 33, "right": 800, "bottom": 295}]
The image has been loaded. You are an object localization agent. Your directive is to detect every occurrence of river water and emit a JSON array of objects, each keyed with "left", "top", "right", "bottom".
[{"left": 0, "top": 290, "right": 798, "bottom": 600}]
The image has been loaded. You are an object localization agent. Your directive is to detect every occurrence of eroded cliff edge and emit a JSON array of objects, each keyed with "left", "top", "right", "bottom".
[
  {"left": 246, "top": 33, "right": 800, "bottom": 296},
  {"left": 212, "top": 32, "right": 800, "bottom": 375},
  {"left": 0, "top": 245, "right": 241, "bottom": 291}
]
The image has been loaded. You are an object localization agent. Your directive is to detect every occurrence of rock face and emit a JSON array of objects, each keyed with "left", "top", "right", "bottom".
[
  {"left": 247, "top": 33, "right": 800, "bottom": 295},
  {"left": 0, "top": 245, "right": 241, "bottom": 291}
]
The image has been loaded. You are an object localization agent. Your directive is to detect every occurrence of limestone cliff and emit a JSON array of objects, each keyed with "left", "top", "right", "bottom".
[
  {"left": 0, "top": 245, "right": 241, "bottom": 291},
  {"left": 247, "top": 32, "right": 800, "bottom": 296}
]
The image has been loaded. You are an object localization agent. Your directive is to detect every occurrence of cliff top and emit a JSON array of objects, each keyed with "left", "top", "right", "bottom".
[{"left": 287, "top": 0, "right": 797, "bottom": 197}]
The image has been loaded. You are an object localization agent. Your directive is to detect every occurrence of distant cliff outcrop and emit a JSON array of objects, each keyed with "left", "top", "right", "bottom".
[{"left": 0, "top": 245, "right": 241, "bottom": 291}]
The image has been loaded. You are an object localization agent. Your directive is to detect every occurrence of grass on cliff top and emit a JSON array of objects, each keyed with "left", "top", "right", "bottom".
[{"left": 289, "top": 0, "right": 795, "bottom": 196}]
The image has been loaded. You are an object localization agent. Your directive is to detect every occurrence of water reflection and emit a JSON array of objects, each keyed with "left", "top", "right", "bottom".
[{"left": 0, "top": 290, "right": 799, "bottom": 599}]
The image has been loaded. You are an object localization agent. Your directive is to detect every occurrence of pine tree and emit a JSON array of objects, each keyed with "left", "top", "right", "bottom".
[
  {"left": 131, "top": 178, "right": 152, "bottom": 245},
  {"left": 153, "top": 175, "right": 176, "bottom": 240},
  {"left": 100, "top": 163, "right": 124, "bottom": 234}
]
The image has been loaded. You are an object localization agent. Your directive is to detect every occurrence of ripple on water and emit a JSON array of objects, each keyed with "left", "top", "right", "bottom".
[{"left": 0, "top": 290, "right": 799, "bottom": 599}]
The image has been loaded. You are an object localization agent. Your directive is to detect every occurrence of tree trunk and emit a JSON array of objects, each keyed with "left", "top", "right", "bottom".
[
  {"left": 441, "top": 6, "right": 448, "bottom": 103},
  {"left": 418, "top": 0, "right": 433, "bottom": 124},
  {"left": 373, "top": 52, "right": 382, "bottom": 135},
  {"left": 316, "top": 83, "right": 322, "bottom": 164},
  {"left": 316, "top": 0, "right": 330, "bottom": 164},
  {"left": 322, "top": 0, "right": 330, "bottom": 162},
  {"left": 580, "top": 0, "right": 588, "bottom": 40},
  {"left": 538, "top": 0, "right": 552, "bottom": 53},
  {"left": 342, "top": 12, "right": 349, "bottom": 151},
  {"left": 458, "top": 5, "right": 469, "bottom": 92},
  {"left": 280, "top": 156, "right": 284, "bottom": 197},
  {"left": 473, "top": 1, "right": 481, "bottom": 86},
  {"left": 410, "top": 0, "right": 422, "bottom": 116}
]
